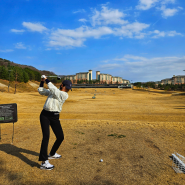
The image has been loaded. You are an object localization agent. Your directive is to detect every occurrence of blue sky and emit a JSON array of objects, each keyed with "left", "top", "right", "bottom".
[{"left": 0, "top": 0, "right": 185, "bottom": 82}]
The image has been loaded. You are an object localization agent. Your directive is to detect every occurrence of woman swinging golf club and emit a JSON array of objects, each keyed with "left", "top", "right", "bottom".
[{"left": 38, "top": 75, "right": 72, "bottom": 170}]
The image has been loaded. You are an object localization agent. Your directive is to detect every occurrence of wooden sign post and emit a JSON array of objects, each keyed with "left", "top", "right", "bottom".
[{"left": 0, "top": 103, "right": 18, "bottom": 144}]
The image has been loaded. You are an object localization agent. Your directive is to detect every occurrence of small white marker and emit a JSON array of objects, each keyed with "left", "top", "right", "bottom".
[{"left": 100, "top": 159, "right": 103, "bottom": 162}]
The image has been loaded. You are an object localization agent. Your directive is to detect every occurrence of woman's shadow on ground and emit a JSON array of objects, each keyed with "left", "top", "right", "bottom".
[{"left": 0, "top": 144, "right": 40, "bottom": 168}]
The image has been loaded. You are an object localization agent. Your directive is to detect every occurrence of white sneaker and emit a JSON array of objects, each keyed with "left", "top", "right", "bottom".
[
  {"left": 48, "top": 153, "right": 61, "bottom": 159},
  {"left": 40, "top": 160, "right": 54, "bottom": 170}
]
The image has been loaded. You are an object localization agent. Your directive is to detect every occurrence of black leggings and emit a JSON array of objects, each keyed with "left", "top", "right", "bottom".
[{"left": 39, "top": 109, "right": 64, "bottom": 161}]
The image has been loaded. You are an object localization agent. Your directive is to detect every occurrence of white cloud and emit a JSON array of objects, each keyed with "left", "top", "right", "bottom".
[
  {"left": 79, "top": 19, "right": 87, "bottom": 24},
  {"left": 49, "top": 26, "right": 113, "bottom": 47},
  {"left": 49, "top": 35, "right": 86, "bottom": 47},
  {"left": 91, "top": 5, "right": 128, "bottom": 26},
  {"left": 167, "top": 31, "right": 183, "bottom": 37},
  {"left": 55, "top": 26, "right": 113, "bottom": 38},
  {"left": 178, "top": 6, "right": 183, "bottom": 10},
  {"left": 136, "top": 0, "right": 182, "bottom": 18},
  {"left": 161, "top": 0, "right": 176, "bottom": 5},
  {"left": 0, "top": 49, "right": 14, "bottom": 52},
  {"left": 22, "top": 22, "right": 48, "bottom": 33},
  {"left": 73, "top": 9, "right": 86, "bottom": 14},
  {"left": 159, "top": 5, "right": 178, "bottom": 17},
  {"left": 149, "top": 30, "right": 183, "bottom": 38},
  {"left": 96, "top": 55, "right": 185, "bottom": 82},
  {"left": 114, "top": 58, "right": 129, "bottom": 62},
  {"left": 102, "top": 60, "right": 111, "bottom": 63},
  {"left": 136, "top": 0, "right": 159, "bottom": 10},
  {"left": 124, "top": 54, "right": 148, "bottom": 61},
  {"left": 151, "top": 30, "right": 166, "bottom": 38},
  {"left": 48, "top": 21, "right": 182, "bottom": 48},
  {"left": 114, "top": 22, "right": 150, "bottom": 38},
  {"left": 13, "top": 5, "right": 180, "bottom": 49},
  {"left": 11, "top": 29, "right": 25, "bottom": 33},
  {"left": 98, "top": 63, "right": 123, "bottom": 70},
  {"left": 15, "top": 42, "right": 26, "bottom": 49}
]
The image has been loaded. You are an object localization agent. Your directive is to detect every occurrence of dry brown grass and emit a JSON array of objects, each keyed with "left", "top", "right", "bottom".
[{"left": 0, "top": 86, "right": 185, "bottom": 185}]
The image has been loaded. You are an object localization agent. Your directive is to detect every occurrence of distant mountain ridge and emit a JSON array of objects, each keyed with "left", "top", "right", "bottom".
[{"left": 0, "top": 58, "right": 57, "bottom": 76}]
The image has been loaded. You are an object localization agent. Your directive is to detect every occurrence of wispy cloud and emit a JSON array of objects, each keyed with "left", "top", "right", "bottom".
[
  {"left": 0, "top": 49, "right": 14, "bottom": 52},
  {"left": 136, "top": 0, "right": 176, "bottom": 10},
  {"left": 26, "top": 56, "right": 33, "bottom": 59},
  {"left": 11, "top": 29, "right": 25, "bottom": 33},
  {"left": 96, "top": 55, "right": 185, "bottom": 82},
  {"left": 149, "top": 30, "right": 183, "bottom": 38},
  {"left": 15, "top": 42, "right": 26, "bottom": 49},
  {"left": 114, "top": 22, "right": 150, "bottom": 39},
  {"left": 178, "top": 6, "right": 183, "bottom": 10},
  {"left": 136, "top": 0, "right": 183, "bottom": 18},
  {"left": 73, "top": 9, "right": 86, "bottom": 14},
  {"left": 78, "top": 19, "right": 87, "bottom": 24},
  {"left": 22, "top": 22, "right": 48, "bottom": 33},
  {"left": 98, "top": 63, "right": 123, "bottom": 70}
]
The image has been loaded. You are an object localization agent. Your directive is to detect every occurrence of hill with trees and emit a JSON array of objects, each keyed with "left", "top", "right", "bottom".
[{"left": 0, "top": 57, "right": 57, "bottom": 83}]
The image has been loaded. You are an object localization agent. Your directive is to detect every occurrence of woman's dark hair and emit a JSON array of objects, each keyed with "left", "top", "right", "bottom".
[{"left": 60, "top": 83, "right": 65, "bottom": 90}]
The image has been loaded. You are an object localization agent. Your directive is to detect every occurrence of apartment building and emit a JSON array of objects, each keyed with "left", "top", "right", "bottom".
[
  {"left": 155, "top": 75, "right": 185, "bottom": 85},
  {"left": 62, "top": 70, "right": 129, "bottom": 84},
  {"left": 161, "top": 78, "right": 173, "bottom": 85},
  {"left": 96, "top": 71, "right": 129, "bottom": 84},
  {"left": 62, "top": 70, "right": 92, "bottom": 83},
  {"left": 122, "top": 79, "right": 130, "bottom": 84},
  {"left": 172, "top": 75, "right": 185, "bottom": 84},
  {"left": 99, "top": 73, "right": 112, "bottom": 84}
]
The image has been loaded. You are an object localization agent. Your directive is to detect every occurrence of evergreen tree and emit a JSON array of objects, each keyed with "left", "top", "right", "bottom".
[
  {"left": 23, "top": 70, "right": 29, "bottom": 83},
  {"left": 7, "top": 62, "right": 11, "bottom": 69},
  {"left": 24, "top": 68, "right": 35, "bottom": 81},
  {"left": 0, "top": 66, "right": 8, "bottom": 80},
  {"left": 13, "top": 66, "right": 24, "bottom": 82},
  {"left": 33, "top": 71, "right": 41, "bottom": 82}
]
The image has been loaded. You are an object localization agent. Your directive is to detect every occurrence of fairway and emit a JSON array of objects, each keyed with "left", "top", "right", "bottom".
[{"left": 0, "top": 88, "right": 185, "bottom": 185}]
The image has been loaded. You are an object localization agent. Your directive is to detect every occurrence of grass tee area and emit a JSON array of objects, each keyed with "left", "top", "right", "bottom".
[{"left": 0, "top": 87, "right": 185, "bottom": 185}]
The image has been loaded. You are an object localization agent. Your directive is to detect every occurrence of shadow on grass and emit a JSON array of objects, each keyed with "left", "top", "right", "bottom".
[
  {"left": 0, "top": 144, "right": 40, "bottom": 168},
  {"left": 0, "top": 158, "right": 58, "bottom": 185},
  {"left": 66, "top": 179, "right": 117, "bottom": 185},
  {"left": 174, "top": 106, "right": 185, "bottom": 109}
]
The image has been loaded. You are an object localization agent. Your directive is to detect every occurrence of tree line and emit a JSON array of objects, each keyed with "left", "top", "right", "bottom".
[
  {"left": 134, "top": 82, "right": 156, "bottom": 88},
  {"left": 0, "top": 62, "right": 41, "bottom": 83},
  {"left": 134, "top": 82, "right": 185, "bottom": 91},
  {"left": 157, "top": 83, "right": 185, "bottom": 91}
]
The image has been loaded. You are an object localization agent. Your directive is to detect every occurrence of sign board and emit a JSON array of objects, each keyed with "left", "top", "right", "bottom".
[{"left": 0, "top": 103, "right": 17, "bottom": 123}]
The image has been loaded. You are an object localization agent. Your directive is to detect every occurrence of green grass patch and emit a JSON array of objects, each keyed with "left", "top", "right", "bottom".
[
  {"left": 108, "top": 133, "right": 126, "bottom": 138},
  {"left": 108, "top": 133, "right": 117, "bottom": 137},
  {"left": 76, "top": 131, "right": 85, "bottom": 134}
]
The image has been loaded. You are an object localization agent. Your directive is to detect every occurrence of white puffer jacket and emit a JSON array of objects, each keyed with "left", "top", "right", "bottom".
[{"left": 38, "top": 82, "right": 68, "bottom": 112}]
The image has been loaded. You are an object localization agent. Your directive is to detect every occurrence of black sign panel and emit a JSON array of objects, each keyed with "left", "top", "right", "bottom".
[{"left": 0, "top": 103, "right": 17, "bottom": 123}]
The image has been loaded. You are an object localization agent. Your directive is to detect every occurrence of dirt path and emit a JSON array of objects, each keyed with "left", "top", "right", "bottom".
[
  {"left": 0, "top": 82, "right": 8, "bottom": 88},
  {"left": 28, "top": 81, "right": 39, "bottom": 88},
  {"left": 0, "top": 88, "right": 185, "bottom": 185}
]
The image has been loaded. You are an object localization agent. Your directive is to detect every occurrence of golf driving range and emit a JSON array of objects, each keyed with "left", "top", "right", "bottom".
[{"left": 0, "top": 87, "right": 185, "bottom": 185}]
